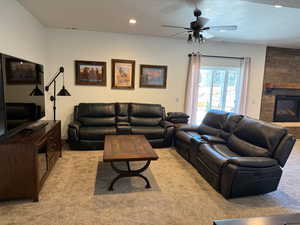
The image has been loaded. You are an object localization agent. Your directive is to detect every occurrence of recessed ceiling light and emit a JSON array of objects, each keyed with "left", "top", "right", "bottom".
[
  {"left": 129, "top": 18, "right": 137, "bottom": 24},
  {"left": 274, "top": 4, "right": 283, "bottom": 8}
]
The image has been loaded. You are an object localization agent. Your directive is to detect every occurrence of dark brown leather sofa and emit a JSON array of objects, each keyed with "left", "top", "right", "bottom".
[
  {"left": 68, "top": 103, "right": 174, "bottom": 150},
  {"left": 175, "top": 110, "right": 296, "bottom": 198}
]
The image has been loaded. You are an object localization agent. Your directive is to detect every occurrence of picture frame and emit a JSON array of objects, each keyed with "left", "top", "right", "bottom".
[
  {"left": 140, "top": 64, "right": 167, "bottom": 88},
  {"left": 111, "top": 59, "right": 135, "bottom": 89},
  {"left": 75, "top": 60, "right": 106, "bottom": 86}
]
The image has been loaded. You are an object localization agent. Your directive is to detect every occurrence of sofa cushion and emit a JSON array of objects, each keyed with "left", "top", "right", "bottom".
[
  {"left": 223, "top": 113, "right": 244, "bottom": 133},
  {"left": 116, "top": 103, "right": 129, "bottom": 122},
  {"left": 79, "top": 127, "right": 117, "bottom": 140},
  {"left": 78, "top": 103, "right": 116, "bottom": 117},
  {"left": 232, "top": 117, "right": 287, "bottom": 154},
  {"left": 131, "top": 126, "right": 165, "bottom": 139},
  {"left": 228, "top": 135, "right": 271, "bottom": 157},
  {"left": 220, "top": 113, "right": 244, "bottom": 140},
  {"left": 202, "top": 110, "right": 228, "bottom": 129},
  {"left": 175, "top": 131, "right": 202, "bottom": 144},
  {"left": 79, "top": 117, "right": 116, "bottom": 126},
  {"left": 130, "top": 117, "right": 161, "bottom": 126},
  {"left": 212, "top": 144, "right": 240, "bottom": 158},
  {"left": 130, "top": 103, "right": 163, "bottom": 118}
]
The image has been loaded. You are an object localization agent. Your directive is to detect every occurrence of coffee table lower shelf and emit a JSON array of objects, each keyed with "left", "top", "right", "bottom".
[{"left": 108, "top": 160, "right": 152, "bottom": 191}]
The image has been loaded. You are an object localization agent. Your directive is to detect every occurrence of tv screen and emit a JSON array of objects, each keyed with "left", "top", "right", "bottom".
[{"left": 1, "top": 55, "right": 45, "bottom": 135}]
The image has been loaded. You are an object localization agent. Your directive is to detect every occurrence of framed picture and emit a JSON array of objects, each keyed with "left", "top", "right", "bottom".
[
  {"left": 111, "top": 59, "right": 135, "bottom": 89},
  {"left": 6, "top": 59, "right": 41, "bottom": 85},
  {"left": 140, "top": 65, "right": 167, "bottom": 88},
  {"left": 75, "top": 60, "right": 106, "bottom": 86}
]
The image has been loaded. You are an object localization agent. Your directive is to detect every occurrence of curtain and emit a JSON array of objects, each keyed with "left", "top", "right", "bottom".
[
  {"left": 184, "top": 54, "right": 201, "bottom": 124},
  {"left": 237, "top": 57, "right": 251, "bottom": 115}
]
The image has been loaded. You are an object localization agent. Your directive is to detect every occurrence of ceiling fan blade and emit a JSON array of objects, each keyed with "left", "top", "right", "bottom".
[
  {"left": 202, "top": 31, "right": 214, "bottom": 39},
  {"left": 206, "top": 25, "right": 238, "bottom": 31},
  {"left": 162, "top": 25, "right": 191, "bottom": 30},
  {"left": 198, "top": 17, "right": 209, "bottom": 26},
  {"left": 169, "top": 31, "right": 188, "bottom": 37}
]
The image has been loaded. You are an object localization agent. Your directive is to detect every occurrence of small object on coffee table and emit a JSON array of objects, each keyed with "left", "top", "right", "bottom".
[{"left": 103, "top": 135, "right": 159, "bottom": 191}]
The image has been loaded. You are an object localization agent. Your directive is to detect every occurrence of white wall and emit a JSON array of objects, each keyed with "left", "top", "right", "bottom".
[
  {"left": 0, "top": 0, "right": 46, "bottom": 63},
  {"left": 45, "top": 29, "right": 267, "bottom": 137},
  {"left": 0, "top": 0, "right": 45, "bottom": 136}
]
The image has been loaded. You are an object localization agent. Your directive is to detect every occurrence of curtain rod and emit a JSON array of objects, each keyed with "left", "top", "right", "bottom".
[{"left": 188, "top": 53, "right": 244, "bottom": 60}]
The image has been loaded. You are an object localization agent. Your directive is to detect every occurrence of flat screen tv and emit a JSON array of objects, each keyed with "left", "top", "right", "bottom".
[{"left": 0, "top": 54, "right": 45, "bottom": 138}]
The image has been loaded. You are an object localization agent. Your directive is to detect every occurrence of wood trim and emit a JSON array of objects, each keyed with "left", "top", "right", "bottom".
[
  {"left": 75, "top": 60, "right": 107, "bottom": 86},
  {"left": 139, "top": 64, "right": 168, "bottom": 89},
  {"left": 265, "top": 82, "right": 300, "bottom": 90},
  {"left": 111, "top": 59, "right": 135, "bottom": 89}
]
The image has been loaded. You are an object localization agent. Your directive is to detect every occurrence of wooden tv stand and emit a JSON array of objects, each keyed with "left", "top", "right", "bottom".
[{"left": 0, "top": 120, "right": 62, "bottom": 202}]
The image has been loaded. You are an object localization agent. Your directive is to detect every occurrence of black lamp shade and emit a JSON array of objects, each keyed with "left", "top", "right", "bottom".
[
  {"left": 30, "top": 85, "right": 44, "bottom": 96},
  {"left": 57, "top": 85, "right": 71, "bottom": 96}
]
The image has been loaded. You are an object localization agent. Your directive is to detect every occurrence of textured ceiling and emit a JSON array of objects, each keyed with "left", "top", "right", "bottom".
[{"left": 17, "top": 0, "right": 300, "bottom": 48}]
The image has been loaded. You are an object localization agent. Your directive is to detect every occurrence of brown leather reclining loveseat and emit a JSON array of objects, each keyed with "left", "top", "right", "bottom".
[{"left": 175, "top": 110, "right": 296, "bottom": 198}]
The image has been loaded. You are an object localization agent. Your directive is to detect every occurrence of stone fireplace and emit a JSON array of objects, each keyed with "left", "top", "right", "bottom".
[{"left": 260, "top": 47, "right": 300, "bottom": 138}]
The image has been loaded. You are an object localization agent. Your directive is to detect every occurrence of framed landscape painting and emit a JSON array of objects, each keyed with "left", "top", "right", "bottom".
[
  {"left": 75, "top": 60, "right": 106, "bottom": 86},
  {"left": 140, "top": 65, "right": 167, "bottom": 88},
  {"left": 111, "top": 59, "right": 135, "bottom": 89}
]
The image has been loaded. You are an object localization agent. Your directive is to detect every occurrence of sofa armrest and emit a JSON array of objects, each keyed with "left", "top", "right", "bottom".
[
  {"left": 201, "top": 135, "right": 226, "bottom": 144},
  {"left": 191, "top": 137, "right": 206, "bottom": 145},
  {"left": 69, "top": 121, "right": 82, "bottom": 130},
  {"left": 227, "top": 157, "right": 278, "bottom": 168},
  {"left": 68, "top": 121, "right": 82, "bottom": 142},
  {"left": 160, "top": 120, "right": 174, "bottom": 128},
  {"left": 176, "top": 124, "right": 199, "bottom": 132}
]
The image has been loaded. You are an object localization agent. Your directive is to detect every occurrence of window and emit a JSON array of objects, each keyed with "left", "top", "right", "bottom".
[{"left": 197, "top": 66, "right": 241, "bottom": 123}]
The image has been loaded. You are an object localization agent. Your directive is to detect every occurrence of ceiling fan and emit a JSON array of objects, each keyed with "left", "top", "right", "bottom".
[{"left": 161, "top": 1, "right": 238, "bottom": 43}]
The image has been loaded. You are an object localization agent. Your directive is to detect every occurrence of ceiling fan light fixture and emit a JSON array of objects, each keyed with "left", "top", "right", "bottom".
[
  {"left": 129, "top": 18, "right": 137, "bottom": 24},
  {"left": 274, "top": 4, "right": 283, "bottom": 8}
]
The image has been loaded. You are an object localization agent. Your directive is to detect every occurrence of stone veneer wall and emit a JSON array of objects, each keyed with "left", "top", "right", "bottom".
[
  {"left": 260, "top": 46, "right": 300, "bottom": 138},
  {"left": 260, "top": 46, "right": 300, "bottom": 122}
]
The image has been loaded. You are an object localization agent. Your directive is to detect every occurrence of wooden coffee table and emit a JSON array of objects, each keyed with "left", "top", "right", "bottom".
[{"left": 103, "top": 135, "right": 159, "bottom": 191}]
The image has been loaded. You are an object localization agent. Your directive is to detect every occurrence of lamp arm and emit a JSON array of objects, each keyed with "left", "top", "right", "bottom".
[{"left": 45, "top": 66, "right": 64, "bottom": 91}]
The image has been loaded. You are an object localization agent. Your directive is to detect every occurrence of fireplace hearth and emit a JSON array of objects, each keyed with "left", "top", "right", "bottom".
[{"left": 274, "top": 95, "right": 300, "bottom": 122}]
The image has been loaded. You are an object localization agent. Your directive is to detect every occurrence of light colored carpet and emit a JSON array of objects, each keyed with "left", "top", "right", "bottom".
[{"left": 1, "top": 142, "right": 300, "bottom": 225}]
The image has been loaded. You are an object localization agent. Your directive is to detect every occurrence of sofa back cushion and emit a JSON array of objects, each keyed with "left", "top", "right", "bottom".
[
  {"left": 202, "top": 110, "right": 228, "bottom": 129},
  {"left": 220, "top": 113, "right": 244, "bottom": 140},
  {"left": 77, "top": 103, "right": 116, "bottom": 126},
  {"left": 130, "top": 103, "right": 163, "bottom": 118},
  {"left": 129, "top": 103, "right": 163, "bottom": 126},
  {"left": 273, "top": 134, "right": 296, "bottom": 167},
  {"left": 116, "top": 103, "right": 129, "bottom": 122},
  {"left": 228, "top": 117, "right": 287, "bottom": 157}
]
